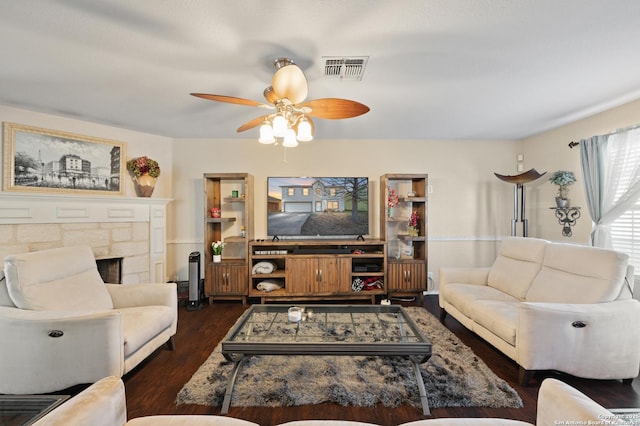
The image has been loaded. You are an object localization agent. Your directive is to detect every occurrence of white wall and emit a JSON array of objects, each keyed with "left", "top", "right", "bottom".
[
  {"left": 521, "top": 98, "right": 640, "bottom": 244},
  {"left": 168, "top": 137, "right": 520, "bottom": 283}
]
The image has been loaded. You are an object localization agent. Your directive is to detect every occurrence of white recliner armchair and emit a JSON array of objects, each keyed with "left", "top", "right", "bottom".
[{"left": 0, "top": 245, "right": 177, "bottom": 394}]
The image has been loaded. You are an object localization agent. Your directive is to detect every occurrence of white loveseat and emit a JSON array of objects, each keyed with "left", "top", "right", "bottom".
[
  {"left": 439, "top": 237, "right": 640, "bottom": 385},
  {"left": 34, "top": 376, "right": 627, "bottom": 425},
  {"left": 0, "top": 245, "right": 177, "bottom": 394}
]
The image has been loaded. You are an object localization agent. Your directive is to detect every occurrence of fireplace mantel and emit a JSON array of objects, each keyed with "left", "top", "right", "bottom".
[{"left": 0, "top": 192, "right": 171, "bottom": 284}]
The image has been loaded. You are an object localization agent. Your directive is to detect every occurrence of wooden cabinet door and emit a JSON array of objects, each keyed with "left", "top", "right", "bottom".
[
  {"left": 211, "top": 263, "right": 247, "bottom": 295},
  {"left": 286, "top": 257, "right": 350, "bottom": 295},
  {"left": 388, "top": 262, "right": 426, "bottom": 292},
  {"left": 318, "top": 257, "right": 351, "bottom": 294},
  {"left": 286, "top": 257, "right": 317, "bottom": 294}
]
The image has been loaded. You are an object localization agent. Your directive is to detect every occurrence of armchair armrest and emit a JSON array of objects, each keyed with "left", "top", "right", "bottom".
[
  {"left": 536, "top": 378, "right": 623, "bottom": 425},
  {"left": 106, "top": 282, "right": 177, "bottom": 309},
  {"left": 33, "top": 376, "right": 127, "bottom": 426},
  {"left": 439, "top": 267, "right": 491, "bottom": 287},
  {"left": 517, "top": 300, "right": 640, "bottom": 379},
  {"left": 106, "top": 282, "right": 177, "bottom": 335},
  {"left": 0, "top": 307, "right": 125, "bottom": 394}
]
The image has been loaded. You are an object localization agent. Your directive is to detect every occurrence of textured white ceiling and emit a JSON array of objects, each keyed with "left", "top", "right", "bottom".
[{"left": 0, "top": 0, "right": 639, "bottom": 141}]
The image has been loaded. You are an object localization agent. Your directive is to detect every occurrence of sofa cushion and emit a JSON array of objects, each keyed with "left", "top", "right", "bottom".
[
  {"left": 4, "top": 246, "right": 114, "bottom": 311},
  {"left": 487, "top": 237, "right": 547, "bottom": 299},
  {"left": 526, "top": 242, "right": 629, "bottom": 303},
  {"left": 467, "top": 300, "right": 518, "bottom": 345},
  {"left": 442, "top": 283, "right": 520, "bottom": 319},
  {"left": 117, "top": 306, "right": 174, "bottom": 357}
]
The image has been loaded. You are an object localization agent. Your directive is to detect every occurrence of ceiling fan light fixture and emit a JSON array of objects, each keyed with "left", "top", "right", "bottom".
[
  {"left": 192, "top": 57, "right": 369, "bottom": 151},
  {"left": 282, "top": 128, "right": 298, "bottom": 148},
  {"left": 296, "top": 117, "right": 313, "bottom": 142},
  {"left": 259, "top": 120, "right": 275, "bottom": 144}
]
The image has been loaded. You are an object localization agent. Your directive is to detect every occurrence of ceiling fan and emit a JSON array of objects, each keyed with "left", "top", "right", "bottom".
[{"left": 191, "top": 58, "right": 370, "bottom": 147}]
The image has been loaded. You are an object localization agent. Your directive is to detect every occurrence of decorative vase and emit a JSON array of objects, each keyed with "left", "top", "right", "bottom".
[
  {"left": 388, "top": 207, "right": 394, "bottom": 218},
  {"left": 134, "top": 173, "right": 156, "bottom": 197},
  {"left": 213, "top": 254, "right": 221, "bottom": 263},
  {"left": 555, "top": 197, "right": 569, "bottom": 208}
]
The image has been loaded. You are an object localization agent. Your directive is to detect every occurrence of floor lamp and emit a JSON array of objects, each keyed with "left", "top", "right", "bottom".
[{"left": 494, "top": 169, "right": 546, "bottom": 237}]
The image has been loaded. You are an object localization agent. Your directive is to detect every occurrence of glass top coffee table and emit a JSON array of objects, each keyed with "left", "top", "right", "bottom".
[{"left": 221, "top": 304, "right": 432, "bottom": 415}]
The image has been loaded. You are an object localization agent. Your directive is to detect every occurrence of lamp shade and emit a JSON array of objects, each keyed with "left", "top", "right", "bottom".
[
  {"left": 282, "top": 128, "right": 298, "bottom": 147},
  {"left": 259, "top": 122, "right": 275, "bottom": 144},
  {"left": 272, "top": 115, "right": 287, "bottom": 137},
  {"left": 272, "top": 63, "right": 308, "bottom": 104},
  {"left": 296, "top": 117, "right": 313, "bottom": 142}
]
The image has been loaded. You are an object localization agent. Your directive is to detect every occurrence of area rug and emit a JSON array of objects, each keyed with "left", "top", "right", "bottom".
[{"left": 176, "top": 306, "right": 522, "bottom": 410}]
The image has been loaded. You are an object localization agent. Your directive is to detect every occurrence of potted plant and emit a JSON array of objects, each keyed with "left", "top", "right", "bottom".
[
  {"left": 549, "top": 170, "right": 576, "bottom": 208},
  {"left": 127, "top": 156, "right": 160, "bottom": 197},
  {"left": 211, "top": 240, "right": 224, "bottom": 262}
]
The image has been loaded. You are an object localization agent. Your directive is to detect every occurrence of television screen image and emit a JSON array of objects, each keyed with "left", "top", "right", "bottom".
[{"left": 267, "top": 177, "right": 369, "bottom": 238}]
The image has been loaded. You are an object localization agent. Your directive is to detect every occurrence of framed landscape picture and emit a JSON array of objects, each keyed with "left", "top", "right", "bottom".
[{"left": 2, "top": 122, "right": 125, "bottom": 195}]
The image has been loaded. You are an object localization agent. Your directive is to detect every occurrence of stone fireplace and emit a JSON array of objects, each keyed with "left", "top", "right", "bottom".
[{"left": 0, "top": 192, "right": 170, "bottom": 284}]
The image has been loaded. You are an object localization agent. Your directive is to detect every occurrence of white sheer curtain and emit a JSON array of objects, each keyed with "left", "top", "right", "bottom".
[{"left": 580, "top": 126, "right": 640, "bottom": 248}]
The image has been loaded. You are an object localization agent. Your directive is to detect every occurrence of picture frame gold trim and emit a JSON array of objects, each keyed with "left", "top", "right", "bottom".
[{"left": 3, "top": 122, "right": 126, "bottom": 196}]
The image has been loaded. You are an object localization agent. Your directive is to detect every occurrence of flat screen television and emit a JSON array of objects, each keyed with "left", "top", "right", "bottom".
[{"left": 267, "top": 177, "right": 369, "bottom": 239}]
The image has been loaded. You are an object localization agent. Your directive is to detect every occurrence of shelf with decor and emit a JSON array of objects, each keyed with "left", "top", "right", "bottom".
[
  {"left": 380, "top": 173, "right": 428, "bottom": 300},
  {"left": 203, "top": 173, "right": 253, "bottom": 304}
]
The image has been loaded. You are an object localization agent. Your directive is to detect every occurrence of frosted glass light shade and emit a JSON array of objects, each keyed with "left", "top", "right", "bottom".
[
  {"left": 296, "top": 118, "right": 313, "bottom": 142},
  {"left": 283, "top": 128, "right": 298, "bottom": 147},
  {"left": 272, "top": 115, "right": 287, "bottom": 137},
  {"left": 259, "top": 123, "right": 275, "bottom": 144},
  {"left": 272, "top": 63, "right": 308, "bottom": 104}
]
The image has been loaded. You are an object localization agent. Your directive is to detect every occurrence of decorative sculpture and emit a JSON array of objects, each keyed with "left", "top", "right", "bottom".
[{"left": 494, "top": 168, "right": 546, "bottom": 237}]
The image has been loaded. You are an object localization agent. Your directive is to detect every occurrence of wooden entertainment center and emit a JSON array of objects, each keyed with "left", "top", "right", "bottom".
[
  {"left": 249, "top": 239, "right": 386, "bottom": 304},
  {"left": 203, "top": 173, "right": 427, "bottom": 304}
]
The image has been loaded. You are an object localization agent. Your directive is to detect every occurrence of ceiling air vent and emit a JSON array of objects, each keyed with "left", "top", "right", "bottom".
[{"left": 322, "top": 56, "right": 368, "bottom": 81}]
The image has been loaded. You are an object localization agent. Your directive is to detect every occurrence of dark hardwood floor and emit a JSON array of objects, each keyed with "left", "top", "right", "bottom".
[{"left": 121, "top": 295, "right": 640, "bottom": 426}]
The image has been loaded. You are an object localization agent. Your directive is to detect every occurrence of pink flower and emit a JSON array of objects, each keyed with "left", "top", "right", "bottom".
[
  {"left": 409, "top": 211, "right": 419, "bottom": 227},
  {"left": 388, "top": 188, "right": 399, "bottom": 208}
]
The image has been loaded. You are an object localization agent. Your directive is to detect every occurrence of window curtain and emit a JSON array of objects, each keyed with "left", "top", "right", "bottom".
[{"left": 579, "top": 127, "right": 640, "bottom": 248}]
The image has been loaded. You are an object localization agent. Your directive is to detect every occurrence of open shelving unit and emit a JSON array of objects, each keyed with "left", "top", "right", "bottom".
[
  {"left": 203, "top": 173, "right": 253, "bottom": 304},
  {"left": 380, "top": 173, "right": 428, "bottom": 300}
]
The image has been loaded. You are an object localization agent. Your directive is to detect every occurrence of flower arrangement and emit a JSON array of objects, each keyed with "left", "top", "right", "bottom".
[
  {"left": 408, "top": 210, "right": 420, "bottom": 236},
  {"left": 549, "top": 170, "right": 576, "bottom": 199},
  {"left": 388, "top": 187, "right": 399, "bottom": 208},
  {"left": 127, "top": 156, "right": 161, "bottom": 178},
  {"left": 409, "top": 210, "right": 419, "bottom": 228},
  {"left": 211, "top": 241, "right": 224, "bottom": 255}
]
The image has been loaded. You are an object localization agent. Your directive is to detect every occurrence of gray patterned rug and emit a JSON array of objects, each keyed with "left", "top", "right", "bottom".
[{"left": 176, "top": 306, "right": 522, "bottom": 410}]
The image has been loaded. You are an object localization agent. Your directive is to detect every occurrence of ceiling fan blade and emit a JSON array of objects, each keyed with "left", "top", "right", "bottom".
[
  {"left": 191, "top": 93, "right": 268, "bottom": 108},
  {"left": 271, "top": 61, "right": 308, "bottom": 105},
  {"left": 237, "top": 115, "right": 270, "bottom": 133},
  {"left": 301, "top": 98, "right": 370, "bottom": 119}
]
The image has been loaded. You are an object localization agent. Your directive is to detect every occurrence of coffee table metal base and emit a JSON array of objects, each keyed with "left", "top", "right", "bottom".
[{"left": 220, "top": 354, "right": 430, "bottom": 416}]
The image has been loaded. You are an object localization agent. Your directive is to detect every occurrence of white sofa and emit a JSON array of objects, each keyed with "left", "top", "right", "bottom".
[
  {"left": 0, "top": 245, "right": 177, "bottom": 394},
  {"left": 439, "top": 237, "right": 640, "bottom": 385},
  {"left": 33, "top": 376, "right": 628, "bottom": 425}
]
